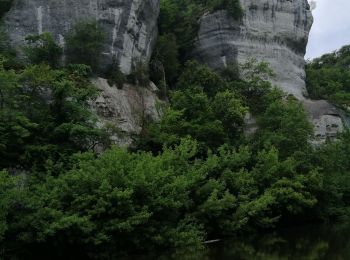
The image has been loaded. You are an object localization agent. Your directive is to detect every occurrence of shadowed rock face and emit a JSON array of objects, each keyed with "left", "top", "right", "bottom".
[
  {"left": 91, "top": 78, "right": 163, "bottom": 148},
  {"left": 193, "top": 0, "right": 313, "bottom": 99},
  {"left": 4, "top": 0, "right": 159, "bottom": 74},
  {"left": 303, "top": 100, "right": 345, "bottom": 144}
]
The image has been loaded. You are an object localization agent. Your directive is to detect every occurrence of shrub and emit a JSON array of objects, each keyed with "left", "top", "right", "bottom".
[
  {"left": 128, "top": 61, "right": 150, "bottom": 87},
  {"left": 106, "top": 58, "right": 126, "bottom": 89},
  {"left": 150, "top": 33, "right": 180, "bottom": 87},
  {"left": 208, "top": 0, "right": 244, "bottom": 19},
  {"left": 177, "top": 60, "right": 227, "bottom": 97},
  {"left": 25, "top": 33, "right": 63, "bottom": 68}
]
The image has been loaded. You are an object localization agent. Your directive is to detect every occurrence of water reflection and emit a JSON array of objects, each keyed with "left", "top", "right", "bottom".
[
  {"left": 154, "top": 223, "right": 350, "bottom": 260},
  {"left": 3, "top": 223, "right": 350, "bottom": 259}
]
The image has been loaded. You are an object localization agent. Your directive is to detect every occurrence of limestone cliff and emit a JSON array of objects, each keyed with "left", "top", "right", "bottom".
[
  {"left": 4, "top": 0, "right": 162, "bottom": 147},
  {"left": 3, "top": 0, "right": 346, "bottom": 145},
  {"left": 194, "top": 0, "right": 312, "bottom": 99},
  {"left": 4, "top": 0, "right": 159, "bottom": 74},
  {"left": 193, "top": 0, "right": 345, "bottom": 143}
]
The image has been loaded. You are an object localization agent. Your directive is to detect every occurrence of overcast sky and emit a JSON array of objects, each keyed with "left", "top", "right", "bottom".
[{"left": 305, "top": 0, "right": 350, "bottom": 60}]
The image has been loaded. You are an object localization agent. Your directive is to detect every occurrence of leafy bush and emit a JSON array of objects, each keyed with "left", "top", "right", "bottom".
[
  {"left": 306, "top": 45, "right": 350, "bottom": 109},
  {"left": 136, "top": 61, "right": 247, "bottom": 153},
  {"left": 0, "top": 61, "right": 105, "bottom": 172},
  {"left": 256, "top": 97, "right": 313, "bottom": 159},
  {"left": 128, "top": 61, "right": 150, "bottom": 87},
  {"left": 1, "top": 137, "right": 326, "bottom": 257},
  {"left": 177, "top": 60, "right": 227, "bottom": 97},
  {"left": 25, "top": 33, "right": 63, "bottom": 68},
  {"left": 106, "top": 58, "right": 126, "bottom": 89}
]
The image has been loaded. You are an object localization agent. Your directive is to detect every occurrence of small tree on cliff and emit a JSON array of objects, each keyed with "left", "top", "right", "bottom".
[
  {"left": 65, "top": 21, "right": 106, "bottom": 72},
  {"left": 25, "top": 33, "right": 63, "bottom": 68}
]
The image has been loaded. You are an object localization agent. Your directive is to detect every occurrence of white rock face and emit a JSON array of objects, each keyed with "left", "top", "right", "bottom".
[
  {"left": 194, "top": 0, "right": 346, "bottom": 142},
  {"left": 4, "top": 0, "right": 159, "bottom": 74},
  {"left": 194, "top": 0, "right": 313, "bottom": 99},
  {"left": 91, "top": 78, "right": 163, "bottom": 147}
]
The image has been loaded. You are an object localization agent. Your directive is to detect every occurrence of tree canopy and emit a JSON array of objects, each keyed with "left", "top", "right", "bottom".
[{"left": 1, "top": 2, "right": 350, "bottom": 259}]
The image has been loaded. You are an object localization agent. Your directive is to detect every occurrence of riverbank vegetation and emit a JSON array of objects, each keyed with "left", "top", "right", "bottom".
[{"left": 1, "top": 2, "right": 350, "bottom": 259}]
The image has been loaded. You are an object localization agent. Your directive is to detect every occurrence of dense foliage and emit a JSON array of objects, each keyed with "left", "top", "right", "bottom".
[
  {"left": 2, "top": 44, "right": 350, "bottom": 257},
  {"left": 0, "top": 61, "right": 107, "bottom": 173},
  {"left": 0, "top": 1, "right": 350, "bottom": 259},
  {"left": 306, "top": 45, "right": 350, "bottom": 109},
  {"left": 25, "top": 33, "right": 63, "bottom": 68},
  {"left": 151, "top": 0, "right": 243, "bottom": 88}
]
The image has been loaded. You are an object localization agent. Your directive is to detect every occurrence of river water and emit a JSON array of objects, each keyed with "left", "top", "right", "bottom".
[
  {"left": 146, "top": 223, "right": 350, "bottom": 260},
  {"left": 4, "top": 223, "right": 350, "bottom": 259}
]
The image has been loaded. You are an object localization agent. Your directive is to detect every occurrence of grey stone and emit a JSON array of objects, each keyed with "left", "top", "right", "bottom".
[
  {"left": 4, "top": 0, "right": 159, "bottom": 74},
  {"left": 91, "top": 78, "right": 164, "bottom": 148},
  {"left": 193, "top": 0, "right": 347, "bottom": 141},
  {"left": 244, "top": 112, "right": 258, "bottom": 135},
  {"left": 193, "top": 0, "right": 313, "bottom": 99},
  {"left": 303, "top": 99, "right": 345, "bottom": 145}
]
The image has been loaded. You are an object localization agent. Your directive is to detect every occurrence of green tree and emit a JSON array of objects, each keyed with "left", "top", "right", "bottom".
[
  {"left": 65, "top": 21, "right": 106, "bottom": 71},
  {"left": 212, "top": 90, "right": 248, "bottom": 139},
  {"left": 0, "top": 171, "right": 14, "bottom": 241},
  {"left": 306, "top": 44, "right": 350, "bottom": 108},
  {"left": 159, "top": 0, "right": 243, "bottom": 61},
  {"left": 256, "top": 97, "right": 313, "bottom": 159},
  {"left": 0, "top": 56, "right": 35, "bottom": 168},
  {"left": 105, "top": 57, "right": 126, "bottom": 89},
  {"left": 6, "top": 139, "right": 205, "bottom": 256},
  {"left": 0, "top": 62, "right": 105, "bottom": 172},
  {"left": 137, "top": 86, "right": 246, "bottom": 153},
  {"left": 177, "top": 60, "right": 227, "bottom": 97},
  {"left": 151, "top": 33, "right": 180, "bottom": 87},
  {"left": 25, "top": 33, "right": 63, "bottom": 68},
  {"left": 128, "top": 60, "right": 150, "bottom": 87},
  {"left": 310, "top": 131, "right": 350, "bottom": 219},
  {"left": 239, "top": 59, "right": 275, "bottom": 113}
]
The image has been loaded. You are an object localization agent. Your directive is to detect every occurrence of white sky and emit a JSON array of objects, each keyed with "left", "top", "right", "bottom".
[{"left": 305, "top": 0, "right": 350, "bottom": 59}]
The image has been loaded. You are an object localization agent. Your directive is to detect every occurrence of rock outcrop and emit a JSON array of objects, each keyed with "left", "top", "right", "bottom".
[
  {"left": 4, "top": 0, "right": 162, "bottom": 147},
  {"left": 193, "top": 0, "right": 312, "bottom": 99},
  {"left": 4, "top": 0, "right": 159, "bottom": 74},
  {"left": 303, "top": 100, "right": 345, "bottom": 144},
  {"left": 194, "top": 0, "right": 346, "bottom": 142},
  {"left": 91, "top": 78, "right": 163, "bottom": 147}
]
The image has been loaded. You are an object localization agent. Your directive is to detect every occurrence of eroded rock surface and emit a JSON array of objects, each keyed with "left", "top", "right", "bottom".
[
  {"left": 91, "top": 78, "right": 163, "bottom": 147},
  {"left": 193, "top": 0, "right": 347, "bottom": 142},
  {"left": 303, "top": 100, "right": 345, "bottom": 144},
  {"left": 194, "top": 0, "right": 313, "bottom": 99},
  {"left": 4, "top": 0, "right": 159, "bottom": 74}
]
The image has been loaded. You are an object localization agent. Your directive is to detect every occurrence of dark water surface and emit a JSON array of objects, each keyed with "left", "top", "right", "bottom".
[
  {"left": 144, "top": 223, "right": 350, "bottom": 260},
  {"left": 3, "top": 223, "right": 350, "bottom": 259}
]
